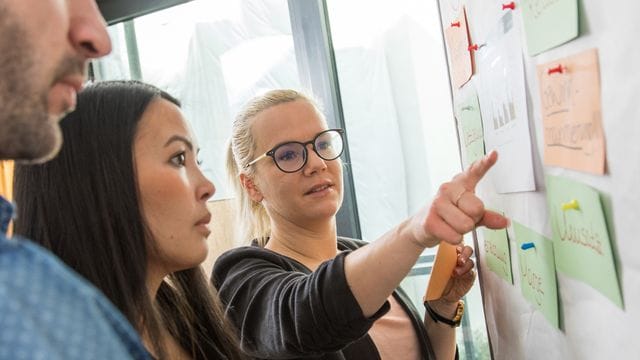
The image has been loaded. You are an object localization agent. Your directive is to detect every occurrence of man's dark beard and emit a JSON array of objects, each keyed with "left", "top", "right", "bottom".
[{"left": 0, "top": 5, "right": 90, "bottom": 163}]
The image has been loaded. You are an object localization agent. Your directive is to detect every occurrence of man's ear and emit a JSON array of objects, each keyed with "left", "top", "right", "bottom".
[{"left": 240, "top": 173, "right": 264, "bottom": 203}]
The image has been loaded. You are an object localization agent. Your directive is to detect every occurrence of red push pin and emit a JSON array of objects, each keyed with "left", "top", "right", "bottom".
[
  {"left": 502, "top": 2, "right": 516, "bottom": 10},
  {"left": 451, "top": 21, "right": 461, "bottom": 27},
  {"left": 547, "top": 64, "right": 564, "bottom": 75},
  {"left": 468, "top": 44, "right": 479, "bottom": 52}
]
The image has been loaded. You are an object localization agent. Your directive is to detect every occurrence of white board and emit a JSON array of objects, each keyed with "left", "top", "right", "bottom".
[{"left": 437, "top": 0, "right": 640, "bottom": 358}]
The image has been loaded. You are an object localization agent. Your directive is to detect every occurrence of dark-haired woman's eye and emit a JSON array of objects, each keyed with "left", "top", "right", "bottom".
[{"left": 170, "top": 152, "right": 186, "bottom": 167}]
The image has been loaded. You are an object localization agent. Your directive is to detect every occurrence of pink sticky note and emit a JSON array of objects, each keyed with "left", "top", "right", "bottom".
[
  {"left": 444, "top": 7, "right": 473, "bottom": 89},
  {"left": 537, "top": 48, "right": 606, "bottom": 174}
]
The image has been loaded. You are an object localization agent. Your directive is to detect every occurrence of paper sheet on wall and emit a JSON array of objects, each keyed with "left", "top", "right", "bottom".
[
  {"left": 482, "top": 227, "right": 513, "bottom": 284},
  {"left": 476, "top": 12, "right": 535, "bottom": 193},
  {"left": 456, "top": 90, "right": 485, "bottom": 168},
  {"left": 521, "top": 0, "right": 579, "bottom": 56},
  {"left": 513, "top": 222, "right": 559, "bottom": 329},
  {"left": 546, "top": 175, "right": 623, "bottom": 308},
  {"left": 444, "top": 6, "right": 473, "bottom": 88},
  {"left": 537, "top": 49, "right": 606, "bottom": 174}
]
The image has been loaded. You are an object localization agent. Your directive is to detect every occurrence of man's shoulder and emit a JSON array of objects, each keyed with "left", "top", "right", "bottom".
[
  {"left": 0, "top": 236, "right": 150, "bottom": 359},
  {"left": 1, "top": 235, "right": 99, "bottom": 297}
]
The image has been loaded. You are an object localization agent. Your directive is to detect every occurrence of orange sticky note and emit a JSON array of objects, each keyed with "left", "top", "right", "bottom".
[
  {"left": 0, "top": 161, "right": 14, "bottom": 237},
  {"left": 0, "top": 160, "right": 14, "bottom": 202},
  {"left": 444, "top": 7, "right": 473, "bottom": 89},
  {"left": 425, "top": 242, "right": 458, "bottom": 300},
  {"left": 537, "top": 48, "right": 606, "bottom": 174}
]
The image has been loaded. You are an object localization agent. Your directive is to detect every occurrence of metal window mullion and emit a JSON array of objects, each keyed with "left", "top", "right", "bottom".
[
  {"left": 123, "top": 20, "right": 142, "bottom": 80},
  {"left": 287, "top": 0, "right": 361, "bottom": 239}
]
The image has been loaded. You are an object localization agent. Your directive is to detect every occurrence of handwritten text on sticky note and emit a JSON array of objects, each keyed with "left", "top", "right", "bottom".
[
  {"left": 513, "top": 222, "right": 559, "bottom": 328},
  {"left": 521, "top": 0, "right": 578, "bottom": 55},
  {"left": 546, "top": 175, "right": 623, "bottom": 308},
  {"left": 457, "top": 91, "right": 485, "bottom": 168},
  {"left": 537, "top": 49, "right": 606, "bottom": 174},
  {"left": 483, "top": 227, "right": 513, "bottom": 284},
  {"left": 444, "top": 7, "right": 473, "bottom": 89}
]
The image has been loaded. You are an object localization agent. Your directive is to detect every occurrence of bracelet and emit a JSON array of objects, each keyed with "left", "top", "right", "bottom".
[{"left": 424, "top": 299, "right": 464, "bottom": 327}]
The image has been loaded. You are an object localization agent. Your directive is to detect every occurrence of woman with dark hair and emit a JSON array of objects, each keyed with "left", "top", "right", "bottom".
[{"left": 13, "top": 80, "right": 244, "bottom": 360}]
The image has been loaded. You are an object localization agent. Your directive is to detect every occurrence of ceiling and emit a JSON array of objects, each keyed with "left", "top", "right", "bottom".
[{"left": 96, "top": 0, "right": 193, "bottom": 25}]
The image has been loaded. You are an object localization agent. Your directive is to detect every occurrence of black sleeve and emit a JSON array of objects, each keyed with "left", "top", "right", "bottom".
[{"left": 212, "top": 247, "right": 390, "bottom": 358}]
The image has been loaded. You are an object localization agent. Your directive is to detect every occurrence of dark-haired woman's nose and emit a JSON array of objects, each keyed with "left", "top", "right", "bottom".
[{"left": 198, "top": 177, "right": 216, "bottom": 202}]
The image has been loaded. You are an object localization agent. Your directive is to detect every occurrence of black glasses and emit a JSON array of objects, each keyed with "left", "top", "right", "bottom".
[{"left": 247, "top": 129, "right": 345, "bottom": 173}]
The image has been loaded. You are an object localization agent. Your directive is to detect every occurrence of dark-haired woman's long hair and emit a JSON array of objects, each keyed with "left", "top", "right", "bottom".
[{"left": 13, "top": 80, "right": 244, "bottom": 360}]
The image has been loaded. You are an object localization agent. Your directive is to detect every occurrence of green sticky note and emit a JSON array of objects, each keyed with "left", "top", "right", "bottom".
[
  {"left": 521, "top": 0, "right": 579, "bottom": 55},
  {"left": 546, "top": 175, "right": 623, "bottom": 308},
  {"left": 483, "top": 228, "right": 513, "bottom": 284},
  {"left": 457, "top": 92, "right": 485, "bottom": 168},
  {"left": 513, "top": 222, "right": 559, "bottom": 328}
]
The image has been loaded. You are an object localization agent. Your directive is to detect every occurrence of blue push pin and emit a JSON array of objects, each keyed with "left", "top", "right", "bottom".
[{"left": 521, "top": 242, "right": 535, "bottom": 251}]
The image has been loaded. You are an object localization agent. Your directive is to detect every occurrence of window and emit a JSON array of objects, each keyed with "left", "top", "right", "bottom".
[
  {"left": 93, "top": 0, "right": 490, "bottom": 357},
  {"left": 326, "top": 0, "right": 490, "bottom": 358},
  {"left": 93, "top": 0, "right": 302, "bottom": 200}
]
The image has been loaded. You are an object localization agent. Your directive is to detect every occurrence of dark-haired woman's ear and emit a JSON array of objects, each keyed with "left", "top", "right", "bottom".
[{"left": 240, "top": 173, "right": 264, "bottom": 203}]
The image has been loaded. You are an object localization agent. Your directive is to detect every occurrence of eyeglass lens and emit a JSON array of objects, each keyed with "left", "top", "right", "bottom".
[{"left": 272, "top": 130, "right": 344, "bottom": 172}]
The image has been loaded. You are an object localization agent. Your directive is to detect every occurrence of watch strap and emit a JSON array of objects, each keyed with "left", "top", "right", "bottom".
[{"left": 424, "top": 299, "right": 464, "bottom": 327}]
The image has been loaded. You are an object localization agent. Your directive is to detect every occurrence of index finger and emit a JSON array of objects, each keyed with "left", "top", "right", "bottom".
[{"left": 459, "top": 150, "right": 498, "bottom": 190}]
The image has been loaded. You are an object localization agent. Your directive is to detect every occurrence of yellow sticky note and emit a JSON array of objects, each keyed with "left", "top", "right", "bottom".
[{"left": 425, "top": 242, "right": 458, "bottom": 300}]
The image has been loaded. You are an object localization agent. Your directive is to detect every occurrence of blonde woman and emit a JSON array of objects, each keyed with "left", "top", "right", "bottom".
[{"left": 214, "top": 89, "right": 507, "bottom": 359}]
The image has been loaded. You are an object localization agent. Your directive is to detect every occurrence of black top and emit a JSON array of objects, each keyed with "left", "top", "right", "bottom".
[{"left": 212, "top": 237, "right": 436, "bottom": 359}]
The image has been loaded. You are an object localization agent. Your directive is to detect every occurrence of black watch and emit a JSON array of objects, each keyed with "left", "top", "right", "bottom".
[{"left": 423, "top": 299, "right": 464, "bottom": 327}]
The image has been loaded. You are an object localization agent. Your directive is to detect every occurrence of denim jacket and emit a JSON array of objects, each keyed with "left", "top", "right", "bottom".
[{"left": 0, "top": 196, "right": 149, "bottom": 359}]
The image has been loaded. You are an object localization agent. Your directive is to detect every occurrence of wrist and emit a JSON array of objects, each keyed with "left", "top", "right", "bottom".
[
  {"left": 405, "top": 216, "right": 439, "bottom": 250},
  {"left": 399, "top": 217, "right": 429, "bottom": 251},
  {"left": 424, "top": 299, "right": 464, "bottom": 327},
  {"left": 428, "top": 298, "right": 459, "bottom": 316}
]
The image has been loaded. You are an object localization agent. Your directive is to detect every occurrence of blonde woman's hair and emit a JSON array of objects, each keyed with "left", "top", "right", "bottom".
[{"left": 226, "top": 89, "right": 324, "bottom": 246}]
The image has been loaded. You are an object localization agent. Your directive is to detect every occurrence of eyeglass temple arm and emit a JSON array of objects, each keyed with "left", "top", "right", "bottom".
[{"left": 247, "top": 153, "right": 268, "bottom": 167}]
